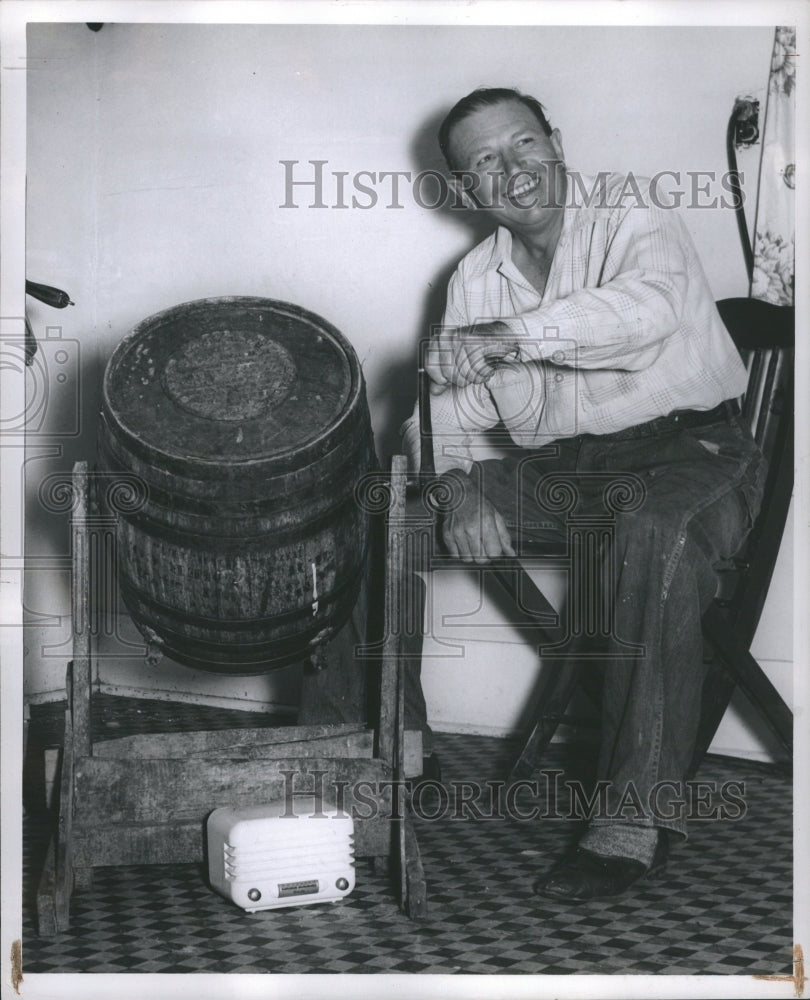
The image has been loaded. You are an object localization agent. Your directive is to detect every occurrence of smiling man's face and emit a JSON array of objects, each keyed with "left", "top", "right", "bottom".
[{"left": 446, "top": 100, "right": 566, "bottom": 230}]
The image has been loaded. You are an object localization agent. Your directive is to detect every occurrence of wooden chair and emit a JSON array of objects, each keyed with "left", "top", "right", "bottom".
[
  {"left": 508, "top": 297, "right": 794, "bottom": 780},
  {"left": 36, "top": 457, "right": 427, "bottom": 935}
]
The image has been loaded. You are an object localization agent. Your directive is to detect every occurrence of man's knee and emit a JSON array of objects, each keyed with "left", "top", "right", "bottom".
[{"left": 612, "top": 506, "right": 679, "bottom": 562}]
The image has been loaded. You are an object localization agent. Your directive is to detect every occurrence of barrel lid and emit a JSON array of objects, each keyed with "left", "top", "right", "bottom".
[{"left": 103, "top": 297, "right": 362, "bottom": 466}]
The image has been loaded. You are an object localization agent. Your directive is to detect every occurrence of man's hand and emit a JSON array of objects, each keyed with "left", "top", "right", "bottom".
[
  {"left": 425, "top": 321, "right": 519, "bottom": 395},
  {"left": 440, "top": 470, "right": 515, "bottom": 564}
]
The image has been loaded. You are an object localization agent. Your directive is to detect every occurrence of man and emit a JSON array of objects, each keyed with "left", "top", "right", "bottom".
[{"left": 400, "top": 87, "right": 766, "bottom": 900}]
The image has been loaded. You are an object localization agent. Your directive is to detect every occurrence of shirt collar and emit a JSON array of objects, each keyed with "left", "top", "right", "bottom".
[{"left": 492, "top": 168, "right": 576, "bottom": 281}]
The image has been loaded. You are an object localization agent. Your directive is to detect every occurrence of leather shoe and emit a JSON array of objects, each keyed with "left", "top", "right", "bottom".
[{"left": 537, "top": 831, "right": 669, "bottom": 901}]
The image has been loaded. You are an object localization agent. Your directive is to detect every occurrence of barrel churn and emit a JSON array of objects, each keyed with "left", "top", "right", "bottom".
[{"left": 97, "top": 296, "right": 375, "bottom": 673}]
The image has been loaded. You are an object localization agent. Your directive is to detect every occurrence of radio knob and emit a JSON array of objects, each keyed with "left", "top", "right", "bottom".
[
  {"left": 336, "top": 878, "right": 349, "bottom": 891},
  {"left": 247, "top": 888, "right": 262, "bottom": 901}
]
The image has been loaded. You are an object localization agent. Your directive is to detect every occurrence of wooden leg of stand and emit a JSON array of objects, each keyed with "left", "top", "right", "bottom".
[
  {"left": 39, "top": 460, "right": 94, "bottom": 933},
  {"left": 379, "top": 457, "right": 408, "bottom": 771},
  {"left": 36, "top": 699, "right": 77, "bottom": 937},
  {"left": 71, "top": 461, "right": 92, "bottom": 759},
  {"left": 397, "top": 590, "right": 408, "bottom": 910},
  {"left": 52, "top": 707, "right": 75, "bottom": 932},
  {"left": 402, "top": 813, "right": 427, "bottom": 919},
  {"left": 383, "top": 457, "right": 427, "bottom": 915},
  {"left": 36, "top": 837, "right": 58, "bottom": 937}
]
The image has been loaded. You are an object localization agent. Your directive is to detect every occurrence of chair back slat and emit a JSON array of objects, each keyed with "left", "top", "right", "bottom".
[
  {"left": 755, "top": 350, "right": 786, "bottom": 451},
  {"left": 742, "top": 349, "right": 767, "bottom": 437},
  {"left": 714, "top": 298, "right": 794, "bottom": 641}
]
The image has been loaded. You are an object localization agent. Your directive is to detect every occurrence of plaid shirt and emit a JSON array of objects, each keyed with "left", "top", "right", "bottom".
[{"left": 402, "top": 172, "right": 748, "bottom": 474}]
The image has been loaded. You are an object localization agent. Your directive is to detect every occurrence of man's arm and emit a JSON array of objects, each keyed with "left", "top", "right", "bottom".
[
  {"left": 500, "top": 204, "right": 691, "bottom": 371},
  {"left": 425, "top": 201, "right": 693, "bottom": 391}
]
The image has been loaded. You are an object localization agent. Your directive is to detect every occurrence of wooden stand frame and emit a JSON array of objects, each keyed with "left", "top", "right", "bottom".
[{"left": 36, "top": 457, "right": 426, "bottom": 935}]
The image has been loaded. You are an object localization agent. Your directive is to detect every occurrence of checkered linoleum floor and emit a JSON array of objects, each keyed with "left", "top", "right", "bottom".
[{"left": 22, "top": 699, "right": 793, "bottom": 976}]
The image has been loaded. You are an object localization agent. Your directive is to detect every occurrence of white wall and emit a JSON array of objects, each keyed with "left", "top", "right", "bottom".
[{"left": 22, "top": 23, "right": 791, "bottom": 756}]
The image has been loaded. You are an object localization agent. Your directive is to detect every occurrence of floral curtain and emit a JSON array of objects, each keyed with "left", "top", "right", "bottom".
[{"left": 750, "top": 26, "right": 795, "bottom": 306}]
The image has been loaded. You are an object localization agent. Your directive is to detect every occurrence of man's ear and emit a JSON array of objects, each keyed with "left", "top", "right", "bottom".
[
  {"left": 449, "top": 173, "right": 482, "bottom": 210},
  {"left": 550, "top": 128, "right": 565, "bottom": 161}
]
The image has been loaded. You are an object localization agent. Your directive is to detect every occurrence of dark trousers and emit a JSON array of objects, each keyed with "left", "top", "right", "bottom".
[{"left": 475, "top": 408, "right": 766, "bottom": 837}]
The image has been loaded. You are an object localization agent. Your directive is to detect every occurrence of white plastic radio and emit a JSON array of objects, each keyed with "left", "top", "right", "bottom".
[{"left": 207, "top": 802, "right": 356, "bottom": 912}]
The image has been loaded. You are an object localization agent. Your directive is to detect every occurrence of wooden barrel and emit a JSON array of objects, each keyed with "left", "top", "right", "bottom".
[{"left": 97, "top": 296, "right": 375, "bottom": 674}]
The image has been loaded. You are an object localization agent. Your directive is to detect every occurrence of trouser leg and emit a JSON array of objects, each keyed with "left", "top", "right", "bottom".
[
  {"left": 580, "top": 420, "right": 766, "bottom": 839},
  {"left": 477, "top": 418, "right": 765, "bottom": 843},
  {"left": 590, "top": 493, "right": 730, "bottom": 837}
]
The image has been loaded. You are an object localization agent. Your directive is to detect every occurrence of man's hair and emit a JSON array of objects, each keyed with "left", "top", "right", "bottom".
[{"left": 438, "top": 87, "right": 553, "bottom": 168}]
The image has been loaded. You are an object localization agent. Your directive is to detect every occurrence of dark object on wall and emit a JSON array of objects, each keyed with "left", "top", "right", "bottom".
[
  {"left": 26, "top": 280, "right": 74, "bottom": 310},
  {"left": 86, "top": 23, "right": 104, "bottom": 32},
  {"left": 24, "top": 279, "right": 74, "bottom": 365},
  {"left": 98, "top": 296, "right": 374, "bottom": 673},
  {"left": 24, "top": 316, "right": 38, "bottom": 367},
  {"left": 727, "top": 96, "right": 760, "bottom": 282},
  {"left": 731, "top": 96, "right": 760, "bottom": 149}
]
